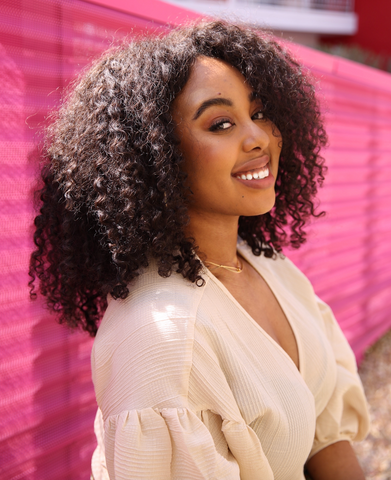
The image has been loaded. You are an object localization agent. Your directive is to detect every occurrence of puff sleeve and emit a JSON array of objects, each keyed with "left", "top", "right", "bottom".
[
  {"left": 91, "top": 282, "right": 274, "bottom": 480},
  {"left": 309, "top": 296, "right": 370, "bottom": 458},
  {"left": 92, "top": 407, "right": 273, "bottom": 480}
]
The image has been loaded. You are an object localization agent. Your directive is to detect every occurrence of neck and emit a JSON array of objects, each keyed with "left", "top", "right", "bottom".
[{"left": 186, "top": 210, "right": 240, "bottom": 269}]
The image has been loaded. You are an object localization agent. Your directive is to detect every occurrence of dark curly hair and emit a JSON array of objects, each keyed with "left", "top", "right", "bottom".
[{"left": 29, "top": 21, "right": 327, "bottom": 336}]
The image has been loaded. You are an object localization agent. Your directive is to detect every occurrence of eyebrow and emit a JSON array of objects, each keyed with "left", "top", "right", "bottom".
[
  {"left": 192, "top": 91, "right": 259, "bottom": 121},
  {"left": 192, "top": 98, "right": 232, "bottom": 121}
]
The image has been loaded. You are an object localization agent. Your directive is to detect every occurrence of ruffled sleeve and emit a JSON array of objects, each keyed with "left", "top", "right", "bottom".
[
  {"left": 100, "top": 407, "right": 270, "bottom": 480},
  {"left": 309, "top": 296, "right": 370, "bottom": 458}
]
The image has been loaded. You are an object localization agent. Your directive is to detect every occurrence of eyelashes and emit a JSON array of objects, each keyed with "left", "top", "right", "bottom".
[
  {"left": 208, "top": 110, "right": 265, "bottom": 132},
  {"left": 209, "top": 118, "right": 233, "bottom": 132},
  {"left": 252, "top": 111, "right": 264, "bottom": 120}
]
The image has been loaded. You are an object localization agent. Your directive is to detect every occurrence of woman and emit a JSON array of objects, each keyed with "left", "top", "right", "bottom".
[{"left": 29, "top": 21, "right": 369, "bottom": 480}]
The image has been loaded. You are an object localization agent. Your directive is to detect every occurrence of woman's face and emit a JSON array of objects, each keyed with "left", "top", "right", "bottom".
[{"left": 172, "top": 56, "right": 282, "bottom": 220}]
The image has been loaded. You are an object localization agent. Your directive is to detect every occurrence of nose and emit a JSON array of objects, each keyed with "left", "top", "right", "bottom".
[{"left": 242, "top": 122, "right": 270, "bottom": 153}]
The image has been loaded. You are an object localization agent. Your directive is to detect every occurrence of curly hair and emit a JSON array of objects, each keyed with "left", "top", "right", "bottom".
[{"left": 29, "top": 21, "right": 327, "bottom": 336}]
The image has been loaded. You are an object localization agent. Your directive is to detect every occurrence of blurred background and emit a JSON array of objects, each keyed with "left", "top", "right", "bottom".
[{"left": 1, "top": 0, "right": 390, "bottom": 478}]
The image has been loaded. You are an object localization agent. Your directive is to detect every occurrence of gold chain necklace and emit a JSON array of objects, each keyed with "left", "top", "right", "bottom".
[{"left": 206, "top": 259, "right": 243, "bottom": 274}]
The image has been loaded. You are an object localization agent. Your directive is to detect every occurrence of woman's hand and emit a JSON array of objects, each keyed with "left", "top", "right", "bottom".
[{"left": 305, "top": 440, "right": 365, "bottom": 480}]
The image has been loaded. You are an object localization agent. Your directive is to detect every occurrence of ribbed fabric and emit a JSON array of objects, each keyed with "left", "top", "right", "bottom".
[{"left": 91, "top": 241, "right": 369, "bottom": 480}]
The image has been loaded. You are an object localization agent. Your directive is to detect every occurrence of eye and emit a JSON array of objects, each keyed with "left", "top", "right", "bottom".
[
  {"left": 209, "top": 118, "right": 234, "bottom": 132},
  {"left": 252, "top": 110, "right": 264, "bottom": 120}
]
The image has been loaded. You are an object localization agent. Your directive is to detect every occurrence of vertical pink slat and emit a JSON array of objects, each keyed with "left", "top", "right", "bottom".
[{"left": 1, "top": 1, "right": 391, "bottom": 478}]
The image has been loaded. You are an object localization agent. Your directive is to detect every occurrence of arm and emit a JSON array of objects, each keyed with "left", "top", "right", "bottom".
[
  {"left": 308, "top": 297, "right": 369, "bottom": 457},
  {"left": 305, "top": 297, "right": 369, "bottom": 480},
  {"left": 306, "top": 440, "right": 365, "bottom": 480}
]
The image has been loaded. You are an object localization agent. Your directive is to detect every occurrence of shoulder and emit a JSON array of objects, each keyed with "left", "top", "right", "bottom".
[
  {"left": 91, "top": 263, "right": 211, "bottom": 414},
  {"left": 96, "top": 263, "right": 208, "bottom": 344}
]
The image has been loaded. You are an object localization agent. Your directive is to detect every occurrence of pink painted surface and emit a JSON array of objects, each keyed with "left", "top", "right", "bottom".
[
  {"left": 0, "top": 0, "right": 390, "bottom": 478},
  {"left": 0, "top": 1, "right": 169, "bottom": 478},
  {"left": 83, "top": 0, "right": 202, "bottom": 25},
  {"left": 284, "top": 42, "right": 391, "bottom": 363}
]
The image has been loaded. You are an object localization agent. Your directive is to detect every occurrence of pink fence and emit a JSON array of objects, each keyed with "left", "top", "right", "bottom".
[
  {"left": 0, "top": 0, "right": 390, "bottom": 478},
  {"left": 286, "top": 43, "right": 391, "bottom": 363}
]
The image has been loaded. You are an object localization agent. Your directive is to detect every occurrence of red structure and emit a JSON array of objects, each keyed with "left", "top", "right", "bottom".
[
  {"left": 351, "top": 0, "right": 391, "bottom": 58},
  {"left": 321, "top": 0, "right": 391, "bottom": 69},
  {"left": 1, "top": 0, "right": 390, "bottom": 478}
]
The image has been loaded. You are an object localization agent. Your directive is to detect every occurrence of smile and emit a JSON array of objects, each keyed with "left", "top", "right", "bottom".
[{"left": 234, "top": 164, "right": 270, "bottom": 181}]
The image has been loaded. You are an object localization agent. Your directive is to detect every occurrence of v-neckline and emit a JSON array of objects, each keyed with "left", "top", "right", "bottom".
[{"left": 202, "top": 242, "right": 303, "bottom": 376}]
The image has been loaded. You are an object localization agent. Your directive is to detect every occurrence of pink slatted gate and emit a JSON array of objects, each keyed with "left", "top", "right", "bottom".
[{"left": 0, "top": 1, "right": 390, "bottom": 478}]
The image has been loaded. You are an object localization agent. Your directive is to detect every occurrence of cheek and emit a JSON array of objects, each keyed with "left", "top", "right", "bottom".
[
  {"left": 180, "top": 142, "right": 212, "bottom": 195},
  {"left": 181, "top": 138, "right": 211, "bottom": 177},
  {"left": 179, "top": 130, "right": 233, "bottom": 185},
  {"left": 272, "top": 130, "right": 283, "bottom": 154},
  {"left": 181, "top": 143, "right": 201, "bottom": 179}
]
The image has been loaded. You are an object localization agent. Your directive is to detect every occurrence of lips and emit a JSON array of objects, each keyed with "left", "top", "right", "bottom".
[
  {"left": 232, "top": 155, "right": 270, "bottom": 178},
  {"left": 235, "top": 164, "right": 269, "bottom": 180},
  {"left": 232, "top": 155, "right": 274, "bottom": 189}
]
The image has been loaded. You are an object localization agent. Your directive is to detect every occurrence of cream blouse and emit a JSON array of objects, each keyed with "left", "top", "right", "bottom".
[{"left": 91, "top": 241, "right": 369, "bottom": 480}]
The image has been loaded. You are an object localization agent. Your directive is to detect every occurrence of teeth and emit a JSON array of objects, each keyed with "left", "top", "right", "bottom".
[
  {"left": 237, "top": 167, "right": 269, "bottom": 180},
  {"left": 259, "top": 168, "right": 268, "bottom": 179}
]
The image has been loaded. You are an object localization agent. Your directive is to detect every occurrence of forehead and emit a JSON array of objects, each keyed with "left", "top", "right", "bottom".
[
  {"left": 173, "top": 56, "right": 252, "bottom": 117},
  {"left": 188, "top": 56, "right": 246, "bottom": 84}
]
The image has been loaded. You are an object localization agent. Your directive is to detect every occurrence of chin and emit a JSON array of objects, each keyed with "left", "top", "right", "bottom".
[{"left": 247, "top": 197, "right": 276, "bottom": 217}]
